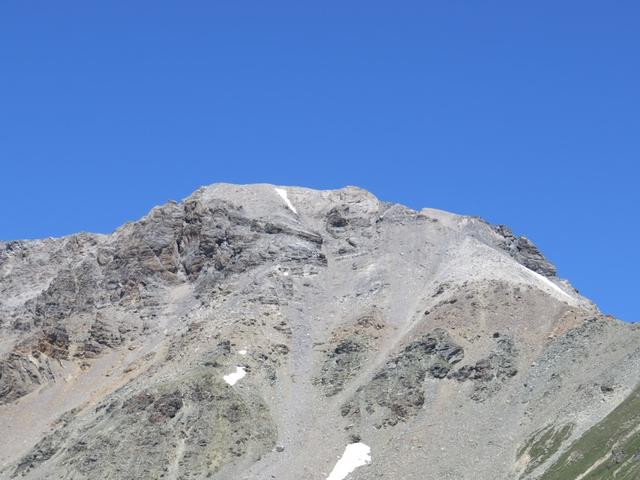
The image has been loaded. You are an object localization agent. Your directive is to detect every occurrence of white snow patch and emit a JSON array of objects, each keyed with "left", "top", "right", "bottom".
[
  {"left": 518, "top": 264, "right": 573, "bottom": 300},
  {"left": 223, "top": 366, "right": 246, "bottom": 386},
  {"left": 238, "top": 349, "right": 247, "bottom": 355},
  {"left": 274, "top": 188, "right": 298, "bottom": 214},
  {"left": 438, "top": 237, "right": 579, "bottom": 306},
  {"left": 326, "top": 443, "right": 371, "bottom": 480}
]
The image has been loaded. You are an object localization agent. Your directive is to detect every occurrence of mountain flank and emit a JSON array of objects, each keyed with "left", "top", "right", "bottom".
[{"left": 1, "top": 183, "right": 638, "bottom": 480}]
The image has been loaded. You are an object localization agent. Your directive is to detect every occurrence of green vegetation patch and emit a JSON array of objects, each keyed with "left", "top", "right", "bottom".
[
  {"left": 518, "top": 423, "right": 574, "bottom": 477},
  {"left": 541, "top": 385, "right": 640, "bottom": 480}
]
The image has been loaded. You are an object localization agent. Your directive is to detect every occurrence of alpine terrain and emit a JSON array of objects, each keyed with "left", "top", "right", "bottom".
[{"left": 1, "top": 183, "right": 638, "bottom": 480}]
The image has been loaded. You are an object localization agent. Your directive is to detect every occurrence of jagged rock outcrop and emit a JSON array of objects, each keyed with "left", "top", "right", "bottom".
[
  {"left": 341, "top": 329, "right": 465, "bottom": 427},
  {"left": 0, "top": 184, "right": 637, "bottom": 480},
  {"left": 492, "top": 224, "right": 557, "bottom": 277}
]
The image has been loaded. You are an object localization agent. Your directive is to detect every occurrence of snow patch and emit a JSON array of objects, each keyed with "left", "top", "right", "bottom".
[
  {"left": 223, "top": 366, "right": 246, "bottom": 385},
  {"left": 519, "top": 264, "right": 573, "bottom": 300},
  {"left": 326, "top": 443, "right": 371, "bottom": 480},
  {"left": 238, "top": 349, "right": 247, "bottom": 355},
  {"left": 274, "top": 188, "right": 298, "bottom": 214},
  {"left": 441, "top": 237, "right": 579, "bottom": 306}
]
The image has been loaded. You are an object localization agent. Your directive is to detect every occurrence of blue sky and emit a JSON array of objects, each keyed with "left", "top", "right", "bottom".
[{"left": 1, "top": 1, "right": 638, "bottom": 321}]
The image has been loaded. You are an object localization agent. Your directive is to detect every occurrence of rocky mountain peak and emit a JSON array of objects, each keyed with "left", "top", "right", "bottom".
[{"left": 0, "top": 184, "right": 636, "bottom": 480}]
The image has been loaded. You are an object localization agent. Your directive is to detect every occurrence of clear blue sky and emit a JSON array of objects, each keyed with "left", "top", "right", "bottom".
[{"left": 1, "top": 1, "right": 638, "bottom": 321}]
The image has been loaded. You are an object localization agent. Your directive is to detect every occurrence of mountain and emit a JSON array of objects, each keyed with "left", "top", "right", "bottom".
[{"left": 1, "top": 183, "right": 638, "bottom": 480}]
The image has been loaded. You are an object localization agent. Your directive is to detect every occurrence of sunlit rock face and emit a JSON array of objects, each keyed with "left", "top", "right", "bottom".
[{"left": 1, "top": 183, "right": 638, "bottom": 480}]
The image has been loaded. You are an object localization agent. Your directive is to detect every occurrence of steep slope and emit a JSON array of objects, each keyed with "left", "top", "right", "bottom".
[{"left": 0, "top": 183, "right": 638, "bottom": 480}]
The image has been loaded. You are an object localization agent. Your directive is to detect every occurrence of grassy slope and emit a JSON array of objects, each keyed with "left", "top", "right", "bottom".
[
  {"left": 540, "top": 385, "right": 640, "bottom": 480},
  {"left": 517, "top": 424, "right": 574, "bottom": 477}
]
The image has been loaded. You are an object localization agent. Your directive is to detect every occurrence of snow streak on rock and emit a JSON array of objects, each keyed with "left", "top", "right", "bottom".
[
  {"left": 519, "top": 263, "right": 573, "bottom": 300},
  {"left": 274, "top": 188, "right": 297, "bottom": 214}
]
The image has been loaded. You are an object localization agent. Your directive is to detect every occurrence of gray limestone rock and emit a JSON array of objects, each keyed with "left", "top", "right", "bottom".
[{"left": 0, "top": 184, "right": 636, "bottom": 480}]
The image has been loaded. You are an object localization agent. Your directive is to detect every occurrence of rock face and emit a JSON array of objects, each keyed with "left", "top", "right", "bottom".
[{"left": 0, "top": 183, "right": 638, "bottom": 480}]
